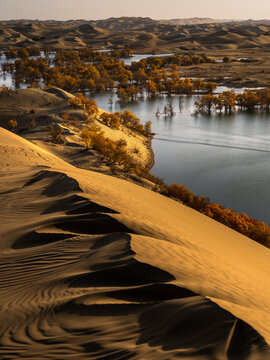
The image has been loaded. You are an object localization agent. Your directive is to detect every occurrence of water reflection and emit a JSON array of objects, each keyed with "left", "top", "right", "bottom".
[
  {"left": 1, "top": 50, "right": 269, "bottom": 224},
  {"left": 90, "top": 91, "right": 270, "bottom": 224}
]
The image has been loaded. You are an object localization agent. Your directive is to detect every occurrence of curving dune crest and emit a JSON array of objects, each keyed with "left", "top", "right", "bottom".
[{"left": 0, "top": 127, "right": 270, "bottom": 359}]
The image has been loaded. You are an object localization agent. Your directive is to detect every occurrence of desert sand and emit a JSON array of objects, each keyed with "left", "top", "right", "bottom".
[
  {"left": 0, "top": 88, "right": 153, "bottom": 175},
  {"left": 1, "top": 18, "right": 270, "bottom": 52},
  {"left": 1, "top": 18, "right": 270, "bottom": 87},
  {"left": 1, "top": 113, "right": 270, "bottom": 359}
]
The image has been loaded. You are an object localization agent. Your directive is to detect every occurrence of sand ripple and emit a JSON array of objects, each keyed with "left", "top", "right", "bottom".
[{"left": 0, "top": 168, "right": 269, "bottom": 359}]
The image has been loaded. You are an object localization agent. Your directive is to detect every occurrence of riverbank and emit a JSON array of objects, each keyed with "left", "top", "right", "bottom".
[
  {"left": 0, "top": 87, "right": 155, "bottom": 187},
  {"left": 89, "top": 89, "right": 270, "bottom": 226},
  {"left": 178, "top": 48, "right": 270, "bottom": 89},
  {"left": 2, "top": 86, "right": 270, "bottom": 243}
]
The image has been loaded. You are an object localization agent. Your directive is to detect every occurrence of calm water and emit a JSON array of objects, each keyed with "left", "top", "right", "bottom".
[
  {"left": 90, "top": 91, "right": 270, "bottom": 225},
  {"left": 123, "top": 53, "right": 174, "bottom": 66},
  {"left": 1, "top": 52, "right": 270, "bottom": 224},
  {"left": 0, "top": 52, "right": 55, "bottom": 88}
]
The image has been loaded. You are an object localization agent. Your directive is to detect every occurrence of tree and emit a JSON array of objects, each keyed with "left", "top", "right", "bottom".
[
  {"left": 193, "top": 78, "right": 204, "bottom": 90},
  {"left": 81, "top": 129, "right": 92, "bottom": 149},
  {"left": 203, "top": 82, "right": 217, "bottom": 94},
  {"left": 17, "top": 48, "right": 29, "bottom": 59},
  {"left": 100, "top": 113, "right": 120, "bottom": 129},
  {"left": 144, "top": 121, "right": 152, "bottom": 136},
  {"left": 7, "top": 119, "right": 17, "bottom": 131},
  {"left": 84, "top": 98, "right": 98, "bottom": 117},
  {"left": 168, "top": 184, "right": 194, "bottom": 206},
  {"left": 195, "top": 94, "right": 214, "bottom": 114},
  {"left": 146, "top": 80, "right": 158, "bottom": 97},
  {"left": 47, "top": 124, "right": 63, "bottom": 143}
]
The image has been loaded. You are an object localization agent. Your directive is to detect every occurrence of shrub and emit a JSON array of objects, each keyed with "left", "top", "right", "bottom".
[
  {"left": 7, "top": 119, "right": 18, "bottom": 131},
  {"left": 167, "top": 184, "right": 194, "bottom": 206},
  {"left": 144, "top": 121, "right": 152, "bottom": 136},
  {"left": 81, "top": 129, "right": 92, "bottom": 149},
  {"left": 68, "top": 93, "right": 84, "bottom": 108},
  {"left": 0, "top": 86, "right": 10, "bottom": 92},
  {"left": 84, "top": 98, "right": 98, "bottom": 116},
  {"left": 80, "top": 126, "right": 137, "bottom": 171},
  {"left": 46, "top": 124, "right": 63, "bottom": 143},
  {"left": 28, "top": 116, "right": 36, "bottom": 129},
  {"left": 69, "top": 94, "right": 98, "bottom": 117},
  {"left": 116, "top": 138, "right": 127, "bottom": 148},
  {"left": 61, "top": 113, "right": 70, "bottom": 122},
  {"left": 132, "top": 146, "right": 140, "bottom": 154},
  {"left": 100, "top": 112, "right": 120, "bottom": 129}
]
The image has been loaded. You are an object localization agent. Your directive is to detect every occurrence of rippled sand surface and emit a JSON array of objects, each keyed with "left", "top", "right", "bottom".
[{"left": 0, "top": 127, "right": 270, "bottom": 359}]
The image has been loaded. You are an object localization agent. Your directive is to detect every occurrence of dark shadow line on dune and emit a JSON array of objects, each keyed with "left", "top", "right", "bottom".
[
  {"left": 54, "top": 213, "right": 134, "bottom": 235},
  {"left": 66, "top": 260, "right": 175, "bottom": 288},
  {"left": 23, "top": 170, "right": 82, "bottom": 197},
  {"left": 12, "top": 231, "right": 77, "bottom": 249},
  {"left": 137, "top": 296, "right": 270, "bottom": 359},
  {"left": 42, "top": 194, "right": 118, "bottom": 215},
  {"left": 105, "top": 283, "right": 196, "bottom": 302}
]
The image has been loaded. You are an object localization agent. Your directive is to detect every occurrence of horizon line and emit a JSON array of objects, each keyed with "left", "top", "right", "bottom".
[{"left": 0, "top": 16, "right": 269, "bottom": 22}]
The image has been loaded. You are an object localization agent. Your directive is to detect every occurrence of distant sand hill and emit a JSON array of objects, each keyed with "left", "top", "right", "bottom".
[
  {"left": 0, "top": 88, "right": 270, "bottom": 357},
  {"left": 0, "top": 17, "right": 270, "bottom": 52},
  {"left": 161, "top": 17, "right": 235, "bottom": 25}
]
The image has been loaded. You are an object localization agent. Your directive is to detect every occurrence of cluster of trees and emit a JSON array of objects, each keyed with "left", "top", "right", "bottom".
[
  {"left": 129, "top": 54, "right": 215, "bottom": 71},
  {"left": 69, "top": 93, "right": 152, "bottom": 136},
  {"left": 4, "top": 47, "right": 42, "bottom": 59},
  {"left": 68, "top": 93, "right": 98, "bottom": 115},
  {"left": 2, "top": 57, "right": 50, "bottom": 88},
  {"left": 195, "top": 90, "right": 270, "bottom": 114},
  {"left": 203, "top": 203, "right": 270, "bottom": 247},
  {"left": 1, "top": 47, "right": 219, "bottom": 100},
  {"left": 81, "top": 125, "right": 136, "bottom": 171},
  {"left": 100, "top": 112, "right": 120, "bottom": 129},
  {"left": 2, "top": 47, "right": 53, "bottom": 60},
  {"left": 155, "top": 183, "right": 270, "bottom": 247},
  {"left": 0, "top": 85, "right": 10, "bottom": 92},
  {"left": 100, "top": 109, "right": 152, "bottom": 136}
]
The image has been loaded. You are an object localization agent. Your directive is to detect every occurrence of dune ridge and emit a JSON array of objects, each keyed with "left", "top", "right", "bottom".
[
  {"left": 0, "top": 18, "right": 270, "bottom": 52},
  {"left": 0, "top": 126, "right": 270, "bottom": 359}
]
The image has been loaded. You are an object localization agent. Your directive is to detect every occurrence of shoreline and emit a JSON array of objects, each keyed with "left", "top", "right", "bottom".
[{"left": 145, "top": 136, "right": 155, "bottom": 170}]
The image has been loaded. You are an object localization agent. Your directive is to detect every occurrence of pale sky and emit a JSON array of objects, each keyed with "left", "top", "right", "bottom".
[{"left": 0, "top": 0, "right": 269, "bottom": 21}]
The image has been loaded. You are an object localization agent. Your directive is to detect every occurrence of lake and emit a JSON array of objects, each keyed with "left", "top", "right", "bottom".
[
  {"left": 1, "top": 52, "right": 270, "bottom": 225},
  {"left": 90, "top": 91, "right": 270, "bottom": 225}
]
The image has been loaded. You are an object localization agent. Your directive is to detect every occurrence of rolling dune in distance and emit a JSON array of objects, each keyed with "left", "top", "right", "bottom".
[
  {"left": 1, "top": 126, "right": 270, "bottom": 359},
  {"left": 0, "top": 18, "right": 270, "bottom": 52},
  {"left": 1, "top": 17, "right": 270, "bottom": 86}
]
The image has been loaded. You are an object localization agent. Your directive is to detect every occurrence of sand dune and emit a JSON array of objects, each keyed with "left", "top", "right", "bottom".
[
  {"left": 1, "top": 126, "right": 270, "bottom": 359},
  {"left": 1, "top": 18, "right": 270, "bottom": 85},
  {"left": 0, "top": 88, "right": 152, "bottom": 170},
  {"left": 0, "top": 18, "right": 270, "bottom": 52}
]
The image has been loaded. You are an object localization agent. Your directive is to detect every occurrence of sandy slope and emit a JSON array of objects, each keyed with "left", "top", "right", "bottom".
[
  {"left": 0, "top": 126, "right": 270, "bottom": 359},
  {"left": 1, "top": 19, "right": 270, "bottom": 52},
  {"left": 0, "top": 88, "right": 152, "bottom": 170}
]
